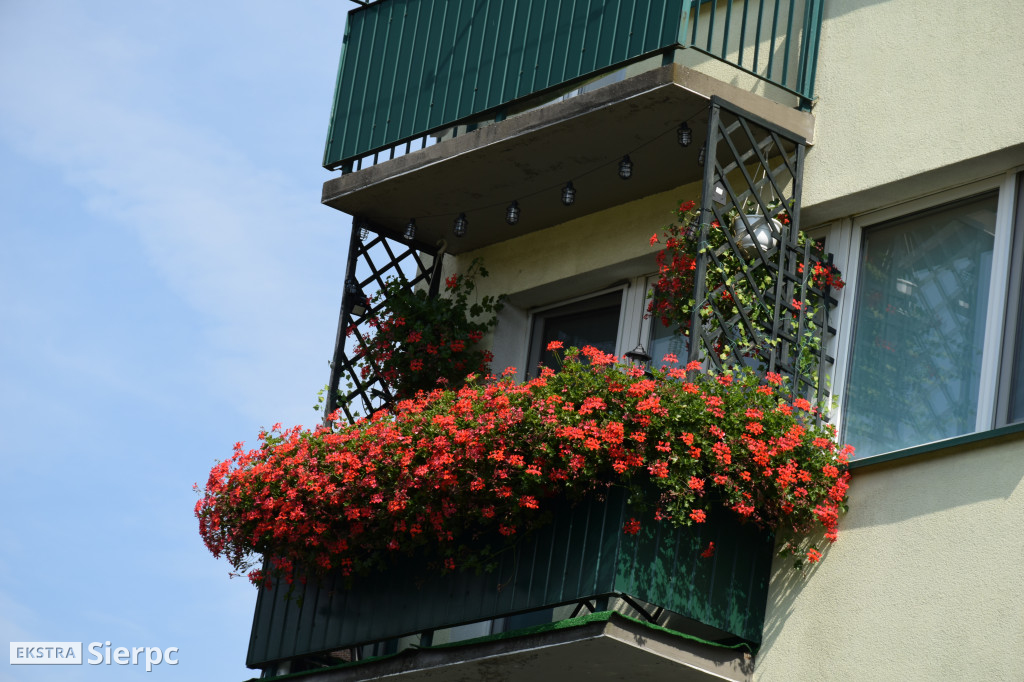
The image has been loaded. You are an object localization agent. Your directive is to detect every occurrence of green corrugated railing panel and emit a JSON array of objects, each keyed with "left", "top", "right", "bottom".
[
  {"left": 246, "top": 487, "right": 774, "bottom": 668},
  {"left": 323, "top": 0, "right": 686, "bottom": 168}
]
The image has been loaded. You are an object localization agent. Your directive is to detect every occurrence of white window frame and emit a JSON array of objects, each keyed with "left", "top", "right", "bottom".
[
  {"left": 522, "top": 275, "right": 675, "bottom": 377},
  {"left": 996, "top": 173, "right": 1024, "bottom": 425},
  {"left": 819, "top": 170, "right": 1021, "bottom": 451},
  {"left": 523, "top": 283, "right": 630, "bottom": 377}
]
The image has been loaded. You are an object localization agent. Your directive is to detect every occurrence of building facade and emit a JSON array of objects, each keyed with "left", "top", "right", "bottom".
[{"left": 245, "top": 1, "right": 1024, "bottom": 679}]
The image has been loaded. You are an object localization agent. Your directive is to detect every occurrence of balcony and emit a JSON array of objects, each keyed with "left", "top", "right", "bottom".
[
  {"left": 246, "top": 487, "right": 774, "bottom": 680},
  {"left": 324, "top": 0, "right": 824, "bottom": 173},
  {"left": 321, "top": 0, "right": 820, "bottom": 256}
]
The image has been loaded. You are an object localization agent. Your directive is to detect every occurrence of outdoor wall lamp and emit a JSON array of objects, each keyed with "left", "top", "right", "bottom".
[
  {"left": 624, "top": 344, "right": 652, "bottom": 365},
  {"left": 345, "top": 278, "right": 369, "bottom": 318}
]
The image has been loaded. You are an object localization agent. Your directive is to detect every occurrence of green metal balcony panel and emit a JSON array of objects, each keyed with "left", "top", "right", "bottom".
[
  {"left": 246, "top": 488, "right": 774, "bottom": 669},
  {"left": 324, "top": 0, "right": 686, "bottom": 168}
]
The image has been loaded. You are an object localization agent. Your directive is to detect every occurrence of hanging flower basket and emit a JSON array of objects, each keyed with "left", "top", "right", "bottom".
[{"left": 197, "top": 344, "right": 851, "bottom": 595}]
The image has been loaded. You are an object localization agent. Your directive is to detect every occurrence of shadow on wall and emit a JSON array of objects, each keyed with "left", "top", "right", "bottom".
[
  {"left": 757, "top": 433, "right": 1024, "bottom": 661},
  {"left": 840, "top": 435, "right": 1024, "bottom": 531}
]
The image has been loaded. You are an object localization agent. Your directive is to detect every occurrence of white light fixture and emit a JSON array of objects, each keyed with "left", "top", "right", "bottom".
[{"left": 736, "top": 214, "right": 781, "bottom": 255}]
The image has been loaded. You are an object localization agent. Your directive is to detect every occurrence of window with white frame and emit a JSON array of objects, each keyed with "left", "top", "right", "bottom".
[
  {"left": 527, "top": 288, "right": 626, "bottom": 376},
  {"left": 833, "top": 171, "right": 1023, "bottom": 460},
  {"left": 525, "top": 277, "right": 686, "bottom": 377}
]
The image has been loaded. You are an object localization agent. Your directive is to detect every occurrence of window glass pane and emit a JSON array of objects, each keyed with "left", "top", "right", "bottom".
[
  {"left": 649, "top": 317, "right": 687, "bottom": 368},
  {"left": 844, "top": 193, "right": 997, "bottom": 458},
  {"left": 1009, "top": 283, "right": 1024, "bottom": 423},
  {"left": 530, "top": 292, "right": 622, "bottom": 374}
]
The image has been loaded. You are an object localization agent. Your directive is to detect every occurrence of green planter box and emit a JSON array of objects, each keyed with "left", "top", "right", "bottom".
[{"left": 246, "top": 487, "right": 774, "bottom": 669}]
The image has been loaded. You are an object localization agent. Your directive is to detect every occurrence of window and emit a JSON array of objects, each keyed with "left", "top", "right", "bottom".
[
  {"left": 1000, "top": 174, "right": 1024, "bottom": 424},
  {"left": 527, "top": 290, "right": 624, "bottom": 375},
  {"left": 525, "top": 278, "right": 686, "bottom": 378},
  {"left": 836, "top": 172, "right": 1022, "bottom": 459},
  {"left": 843, "top": 193, "right": 997, "bottom": 457}
]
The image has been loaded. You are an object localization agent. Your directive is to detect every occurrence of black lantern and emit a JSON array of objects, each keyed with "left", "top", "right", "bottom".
[
  {"left": 506, "top": 200, "right": 520, "bottom": 225},
  {"left": 453, "top": 213, "right": 468, "bottom": 237},
  {"left": 624, "top": 343, "right": 652, "bottom": 365},
  {"left": 677, "top": 121, "right": 692, "bottom": 147},
  {"left": 618, "top": 155, "right": 633, "bottom": 179},
  {"left": 404, "top": 218, "right": 417, "bottom": 240},
  {"left": 345, "top": 278, "right": 369, "bottom": 318},
  {"left": 561, "top": 181, "right": 576, "bottom": 206},
  {"left": 356, "top": 219, "right": 370, "bottom": 241},
  {"left": 697, "top": 143, "right": 706, "bottom": 167}
]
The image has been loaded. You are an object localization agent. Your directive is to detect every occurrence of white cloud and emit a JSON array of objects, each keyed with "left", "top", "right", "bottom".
[{"left": 0, "top": 0, "right": 350, "bottom": 425}]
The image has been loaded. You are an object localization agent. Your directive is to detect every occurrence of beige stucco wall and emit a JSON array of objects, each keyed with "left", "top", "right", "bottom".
[
  {"left": 450, "top": 181, "right": 698, "bottom": 307},
  {"left": 755, "top": 434, "right": 1024, "bottom": 682},
  {"left": 445, "top": 181, "right": 701, "bottom": 375},
  {"left": 803, "top": 0, "right": 1024, "bottom": 221}
]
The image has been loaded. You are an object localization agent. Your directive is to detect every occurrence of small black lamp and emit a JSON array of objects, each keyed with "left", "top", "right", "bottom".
[
  {"left": 618, "top": 155, "right": 633, "bottom": 180},
  {"left": 677, "top": 121, "right": 692, "bottom": 147},
  {"left": 404, "top": 218, "right": 417, "bottom": 240},
  {"left": 345, "top": 278, "right": 369, "bottom": 318},
  {"left": 506, "top": 200, "right": 520, "bottom": 225},
  {"left": 624, "top": 344, "right": 652, "bottom": 365},
  {"left": 453, "top": 213, "right": 468, "bottom": 237},
  {"left": 561, "top": 181, "right": 576, "bottom": 206}
]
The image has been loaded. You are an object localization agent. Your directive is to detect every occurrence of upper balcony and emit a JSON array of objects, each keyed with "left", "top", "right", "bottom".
[
  {"left": 326, "top": 0, "right": 823, "bottom": 173},
  {"left": 321, "top": 0, "right": 821, "bottom": 253}
]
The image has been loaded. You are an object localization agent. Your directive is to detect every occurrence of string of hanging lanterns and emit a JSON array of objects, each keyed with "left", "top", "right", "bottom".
[{"left": 356, "top": 103, "right": 707, "bottom": 242}]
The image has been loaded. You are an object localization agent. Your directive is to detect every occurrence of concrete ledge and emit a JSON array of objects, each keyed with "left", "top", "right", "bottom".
[
  {"left": 253, "top": 612, "right": 754, "bottom": 682},
  {"left": 322, "top": 64, "right": 814, "bottom": 255}
]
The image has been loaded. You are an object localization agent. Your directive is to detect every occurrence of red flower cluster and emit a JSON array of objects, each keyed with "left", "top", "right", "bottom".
[
  {"left": 648, "top": 198, "right": 843, "bottom": 393},
  {"left": 196, "top": 347, "right": 852, "bottom": 587},
  {"left": 352, "top": 259, "right": 502, "bottom": 402},
  {"left": 804, "top": 261, "right": 846, "bottom": 291}
]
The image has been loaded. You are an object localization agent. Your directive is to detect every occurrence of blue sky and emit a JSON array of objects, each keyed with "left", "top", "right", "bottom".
[{"left": 0, "top": 2, "right": 358, "bottom": 679}]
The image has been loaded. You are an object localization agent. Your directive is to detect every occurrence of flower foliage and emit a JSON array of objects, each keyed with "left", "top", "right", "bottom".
[
  {"left": 649, "top": 199, "right": 845, "bottom": 379},
  {"left": 351, "top": 259, "right": 503, "bottom": 402},
  {"left": 196, "top": 346, "right": 851, "bottom": 588}
]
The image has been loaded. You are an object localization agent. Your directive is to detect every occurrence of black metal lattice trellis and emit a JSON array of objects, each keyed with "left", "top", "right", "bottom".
[
  {"left": 689, "top": 97, "right": 837, "bottom": 409},
  {"left": 325, "top": 221, "right": 445, "bottom": 424}
]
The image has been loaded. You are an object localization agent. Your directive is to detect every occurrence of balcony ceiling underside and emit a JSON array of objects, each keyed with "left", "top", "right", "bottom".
[
  {"left": 281, "top": 614, "right": 752, "bottom": 682},
  {"left": 322, "top": 64, "right": 813, "bottom": 255}
]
